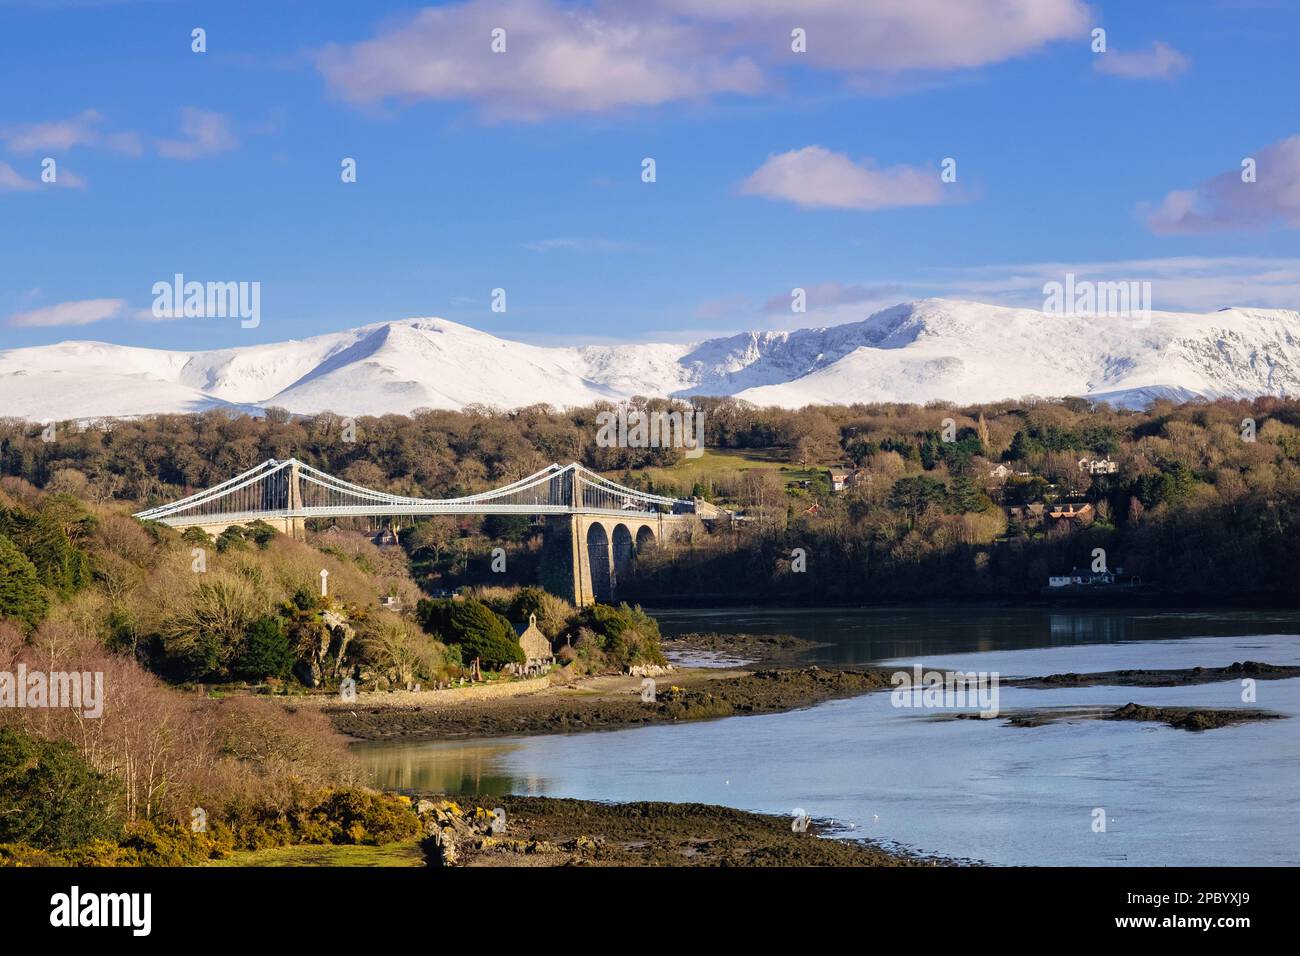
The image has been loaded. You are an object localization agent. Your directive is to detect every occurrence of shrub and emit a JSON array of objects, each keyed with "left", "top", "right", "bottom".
[
  {"left": 181, "top": 527, "right": 214, "bottom": 547},
  {"left": 235, "top": 616, "right": 296, "bottom": 681},
  {"left": 215, "top": 526, "right": 249, "bottom": 553},
  {"left": 309, "top": 788, "right": 421, "bottom": 845},
  {"left": 158, "top": 572, "right": 272, "bottom": 680},
  {"left": 360, "top": 616, "right": 444, "bottom": 688},
  {"left": 576, "top": 603, "right": 666, "bottom": 668},
  {"left": 0, "top": 728, "right": 123, "bottom": 850},
  {"left": 508, "top": 586, "right": 574, "bottom": 637},
  {"left": 243, "top": 520, "right": 279, "bottom": 548}
]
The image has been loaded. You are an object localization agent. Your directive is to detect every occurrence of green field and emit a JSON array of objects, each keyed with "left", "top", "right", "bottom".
[{"left": 628, "top": 448, "right": 836, "bottom": 501}]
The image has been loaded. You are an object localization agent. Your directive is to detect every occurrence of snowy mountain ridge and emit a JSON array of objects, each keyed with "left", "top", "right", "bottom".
[{"left": 2, "top": 298, "right": 1298, "bottom": 421}]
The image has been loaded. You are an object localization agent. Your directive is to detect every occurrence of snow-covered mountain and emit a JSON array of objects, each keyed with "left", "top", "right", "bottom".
[{"left": 2, "top": 299, "right": 1298, "bottom": 421}]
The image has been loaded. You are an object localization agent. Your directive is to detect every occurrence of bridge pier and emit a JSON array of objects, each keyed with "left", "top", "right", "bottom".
[{"left": 541, "top": 513, "right": 684, "bottom": 607}]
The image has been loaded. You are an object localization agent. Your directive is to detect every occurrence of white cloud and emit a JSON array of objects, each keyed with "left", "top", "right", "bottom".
[
  {"left": 656, "top": 0, "right": 1091, "bottom": 72},
  {"left": 740, "top": 146, "right": 947, "bottom": 211},
  {"left": 0, "top": 162, "right": 38, "bottom": 192},
  {"left": 317, "top": 0, "right": 1088, "bottom": 120},
  {"left": 318, "top": 0, "right": 763, "bottom": 121},
  {"left": 0, "top": 162, "right": 84, "bottom": 192},
  {"left": 0, "top": 109, "right": 142, "bottom": 155},
  {"left": 158, "top": 108, "right": 239, "bottom": 159},
  {"left": 1144, "top": 134, "right": 1300, "bottom": 234},
  {"left": 1094, "top": 41, "right": 1189, "bottom": 80},
  {"left": 7, "top": 298, "right": 129, "bottom": 328},
  {"left": 55, "top": 169, "right": 88, "bottom": 189}
]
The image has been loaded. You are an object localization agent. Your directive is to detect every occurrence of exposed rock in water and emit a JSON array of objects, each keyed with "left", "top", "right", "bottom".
[{"left": 1104, "top": 701, "right": 1284, "bottom": 731}]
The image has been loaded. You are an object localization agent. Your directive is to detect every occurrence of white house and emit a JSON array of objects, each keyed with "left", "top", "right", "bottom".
[{"left": 1078, "top": 457, "right": 1119, "bottom": 475}]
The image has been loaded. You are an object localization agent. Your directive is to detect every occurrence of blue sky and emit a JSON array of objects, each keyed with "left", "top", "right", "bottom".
[{"left": 2, "top": 0, "right": 1298, "bottom": 352}]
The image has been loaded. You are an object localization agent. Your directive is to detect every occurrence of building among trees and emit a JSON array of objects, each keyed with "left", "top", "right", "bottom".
[{"left": 512, "top": 613, "right": 554, "bottom": 673}]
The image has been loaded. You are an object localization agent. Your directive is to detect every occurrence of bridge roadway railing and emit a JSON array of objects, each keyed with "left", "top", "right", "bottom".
[
  {"left": 146, "top": 504, "right": 681, "bottom": 529},
  {"left": 134, "top": 458, "right": 692, "bottom": 527}
]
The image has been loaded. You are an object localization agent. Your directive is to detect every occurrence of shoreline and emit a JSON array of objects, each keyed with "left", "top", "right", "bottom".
[
  {"left": 326, "top": 666, "right": 895, "bottom": 741},
  {"left": 318, "top": 656, "right": 1296, "bottom": 743},
  {"left": 410, "top": 793, "right": 959, "bottom": 867},
  {"left": 339, "top": 648, "right": 1295, "bottom": 866},
  {"left": 642, "top": 595, "right": 1300, "bottom": 611}
]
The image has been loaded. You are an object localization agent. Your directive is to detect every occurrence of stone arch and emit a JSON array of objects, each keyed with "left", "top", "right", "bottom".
[
  {"left": 585, "top": 523, "right": 613, "bottom": 604},
  {"left": 611, "top": 523, "right": 635, "bottom": 591},
  {"left": 635, "top": 524, "right": 657, "bottom": 553}
]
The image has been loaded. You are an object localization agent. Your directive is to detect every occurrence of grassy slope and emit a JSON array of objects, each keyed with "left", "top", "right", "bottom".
[
  {"left": 621, "top": 448, "right": 835, "bottom": 501},
  {"left": 204, "top": 841, "right": 425, "bottom": 867}
]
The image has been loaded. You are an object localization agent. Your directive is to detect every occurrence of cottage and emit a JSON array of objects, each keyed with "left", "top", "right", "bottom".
[
  {"left": 826, "top": 467, "right": 867, "bottom": 493},
  {"left": 1047, "top": 501, "right": 1094, "bottom": 522},
  {"left": 1078, "top": 457, "right": 1119, "bottom": 475},
  {"left": 1047, "top": 568, "right": 1115, "bottom": 588},
  {"left": 373, "top": 527, "right": 400, "bottom": 547},
  {"left": 512, "top": 613, "right": 554, "bottom": 674},
  {"left": 1046, "top": 566, "right": 1136, "bottom": 589},
  {"left": 1008, "top": 502, "right": 1046, "bottom": 523},
  {"left": 692, "top": 497, "right": 728, "bottom": 519},
  {"left": 989, "top": 464, "right": 1032, "bottom": 479}
]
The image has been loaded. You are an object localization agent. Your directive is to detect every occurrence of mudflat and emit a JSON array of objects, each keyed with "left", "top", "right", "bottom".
[
  {"left": 415, "top": 793, "right": 957, "bottom": 867},
  {"left": 326, "top": 666, "right": 895, "bottom": 740}
]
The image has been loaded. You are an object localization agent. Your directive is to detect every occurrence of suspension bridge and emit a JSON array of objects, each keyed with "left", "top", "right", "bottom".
[{"left": 134, "top": 458, "right": 700, "bottom": 605}]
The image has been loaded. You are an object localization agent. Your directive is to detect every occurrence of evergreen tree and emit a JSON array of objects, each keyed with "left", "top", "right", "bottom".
[
  {"left": 0, "top": 533, "right": 48, "bottom": 630},
  {"left": 0, "top": 728, "right": 123, "bottom": 849},
  {"left": 235, "top": 616, "right": 297, "bottom": 680},
  {"left": 446, "top": 600, "right": 524, "bottom": 668}
]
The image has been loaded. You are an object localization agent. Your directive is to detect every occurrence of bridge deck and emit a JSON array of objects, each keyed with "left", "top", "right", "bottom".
[{"left": 134, "top": 458, "right": 695, "bottom": 528}]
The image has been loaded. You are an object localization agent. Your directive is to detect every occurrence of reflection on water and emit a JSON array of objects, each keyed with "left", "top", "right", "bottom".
[
  {"left": 651, "top": 606, "right": 1300, "bottom": 666},
  {"left": 359, "top": 739, "right": 544, "bottom": 796},
  {"left": 354, "top": 609, "right": 1300, "bottom": 866}
]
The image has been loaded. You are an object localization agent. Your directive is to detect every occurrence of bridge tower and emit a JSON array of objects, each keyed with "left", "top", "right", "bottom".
[{"left": 286, "top": 458, "right": 305, "bottom": 540}]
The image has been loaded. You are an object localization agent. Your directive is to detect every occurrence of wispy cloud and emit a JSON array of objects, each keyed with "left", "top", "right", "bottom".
[
  {"left": 733, "top": 257, "right": 1300, "bottom": 331},
  {"left": 0, "top": 109, "right": 141, "bottom": 155},
  {"left": 694, "top": 293, "right": 755, "bottom": 323},
  {"left": 524, "top": 237, "right": 635, "bottom": 252},
  {"left": 317, "top": 0, "right": 1089, "bottom": 120},
  {"left": 1144, "top": 134, "right": 1300, "bottom": 234},
  {"left": 7, "top": 298, "right": 129, "bottom": 328},
  {"left": 740, "top": 146, "right": 949, "bottom": 211},
  {"left": 157, "top": 108, "right": 239, "bottom": 159},
  {"left": 932, "top": 256, "right": 1300, "bottom": 313},
  {"left": 0, "top": 160, "right": 85, "bottom": 192},
  {"left": 1094, "top": 41, "right": 1189, "bottom": 80},
  {"left": 762, "top": 282, "right": 906, "bottom": 314}
]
